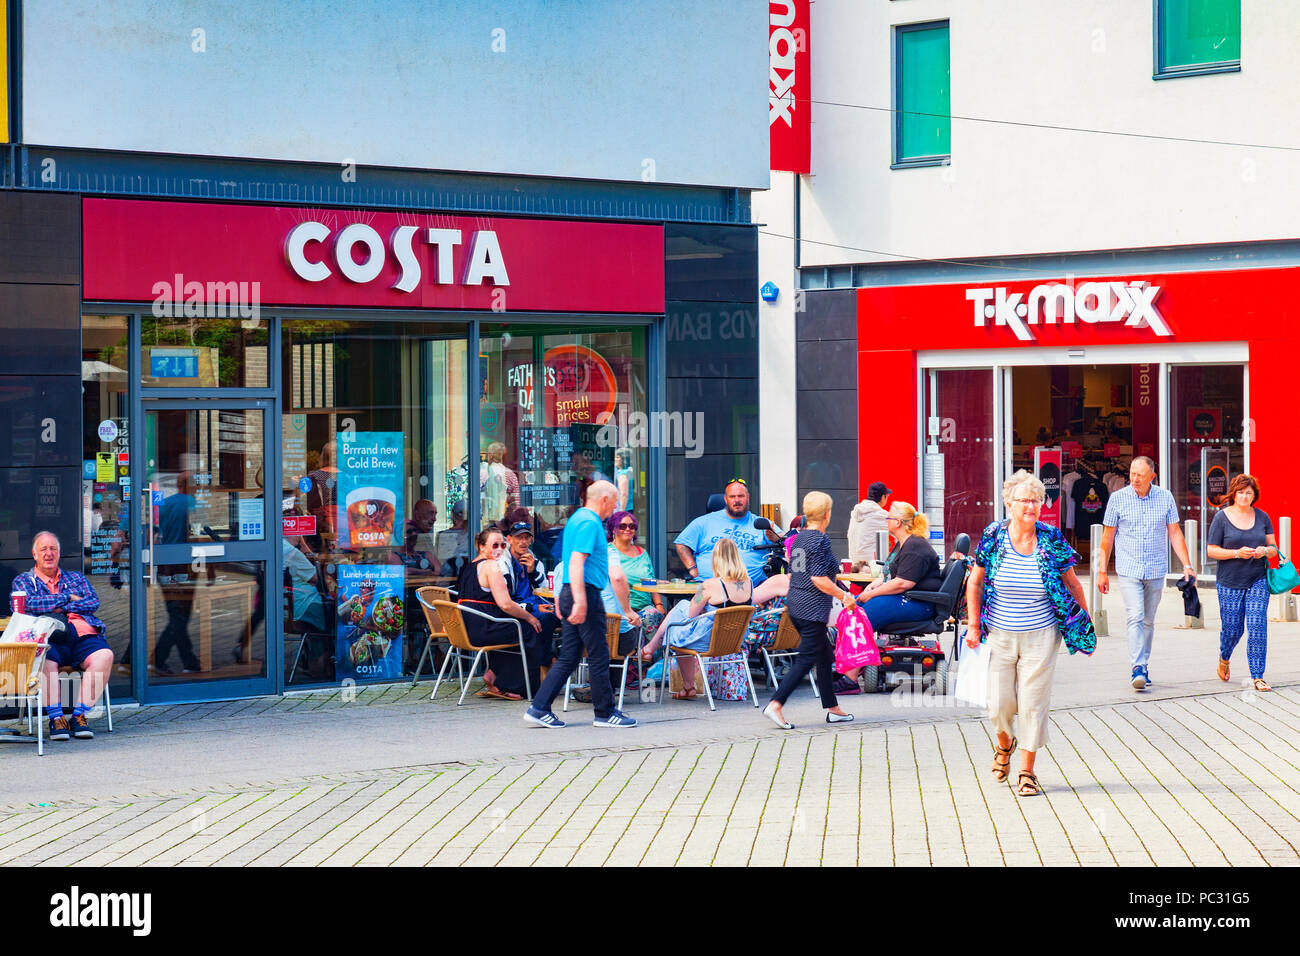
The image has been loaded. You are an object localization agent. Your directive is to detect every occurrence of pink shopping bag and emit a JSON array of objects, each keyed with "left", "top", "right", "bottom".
[{"left": 834, "top": 606, "right": 880, "bottom": 671}]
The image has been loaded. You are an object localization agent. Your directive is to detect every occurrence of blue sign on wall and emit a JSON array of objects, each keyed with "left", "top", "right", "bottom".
[{"left": 150, "top": 352, "right": 198, "bottom": 378}]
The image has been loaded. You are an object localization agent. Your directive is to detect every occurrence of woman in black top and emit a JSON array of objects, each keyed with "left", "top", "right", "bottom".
[
  {"left": 853, "top": 502, "right": 941, "bottom": 631},
  {"left": 457, "top": 528, "right": 544, "bottom": 700},
  {"left": 762, "top": 491, "right": 856, "bottom": 730},
  {"left": 1207, "top": 474, "right": 1278, "bottom": 691}
]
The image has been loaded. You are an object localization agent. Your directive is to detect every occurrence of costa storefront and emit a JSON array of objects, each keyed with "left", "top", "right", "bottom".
[
  {"left": 857, "top": 267, "right": 1295, "bottom": 570},
  {"left": 77, "top": 196, "right": 669, "bottom": 704}
]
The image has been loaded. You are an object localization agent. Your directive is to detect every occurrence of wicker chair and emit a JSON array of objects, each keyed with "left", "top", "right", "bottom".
[
  {"left": 427, "top": 599, "right": 530, "bottom": 705},
  {"left": 562, "top": 613, "right": 638, "bottom": 713},
  {"left": 659, "top": 604, "right": 758, "bottom": 711},
  {"left": 0, "top": 642, "right": 48, "bottom": 755},
  {"left": 411, "top": 587, "right": 452, "bottom": 685},
  {"left": 760, "top": 611, "right": 820, "bottom": 697}
]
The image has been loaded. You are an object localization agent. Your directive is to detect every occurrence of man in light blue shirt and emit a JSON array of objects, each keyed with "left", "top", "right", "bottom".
[
  {"left": 1096, "top": 456, "right": 1195, "bottom": 691},
  {"left": 674, "top": 480, "right": 777, "bottom": 584},
  {"left": 526, "top": 480, "right": 637, "bottom": 729}
]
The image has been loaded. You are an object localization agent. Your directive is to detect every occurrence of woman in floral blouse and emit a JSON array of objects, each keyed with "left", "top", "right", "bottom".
[{"left": 965, "top": 470, "right": 1095, "bottom": 797}]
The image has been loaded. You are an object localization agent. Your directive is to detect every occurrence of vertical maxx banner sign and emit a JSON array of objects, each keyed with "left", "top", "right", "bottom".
[{"left": 769, "top": 1, "right": 810, "bottom": 173}]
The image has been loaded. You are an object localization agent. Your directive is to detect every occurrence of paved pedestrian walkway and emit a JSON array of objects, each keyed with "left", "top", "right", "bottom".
[
  {"left": 3, "top": 684, "right": 1299, "bottom": 866},
  {"left": 3, "top": 586, "right": 1297, "bottom": 866}
]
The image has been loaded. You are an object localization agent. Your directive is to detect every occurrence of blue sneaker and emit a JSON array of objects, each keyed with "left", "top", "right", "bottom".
[
  {"left": 1131, "top": 666, "right": 1147, "bottom": 691},
  {"left": 523, "top": 707, "right": 566, "bottom": 729},
  {"left": 593, "top": 709, "right": 637, "bottom": 728}
]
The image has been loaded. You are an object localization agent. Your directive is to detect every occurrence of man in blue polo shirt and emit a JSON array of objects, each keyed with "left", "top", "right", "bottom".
[
  {"left": 1096, "top": 456, "right": 1195, "bottom": 691},
  {"left": 674, "top": 479, "right": 777, "bottom": 584},
  {"left": 525, "top": 480, "right": 637, "bottom": 729}
]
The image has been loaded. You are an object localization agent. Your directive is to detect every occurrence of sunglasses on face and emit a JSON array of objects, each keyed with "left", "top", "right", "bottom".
[
  {"left": 617, "top": 523, "right": 637, "bottom": 531},
  {"left": 489, "top": 542, "right": 507, "bottom": 550}
]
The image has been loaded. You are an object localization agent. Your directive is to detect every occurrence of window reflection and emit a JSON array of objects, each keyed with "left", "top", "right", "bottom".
[
  {"left": 82, "top": 315, "right": 132, "bottom": 697},
  {"left": 281, "top": 320, "right": 468, "bottom": 685},
  {"left": 477, "top": 325, "right": 648, "bottom": 572}
]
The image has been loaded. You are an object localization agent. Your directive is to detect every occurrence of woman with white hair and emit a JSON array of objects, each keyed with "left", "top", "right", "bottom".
[{"left": 965, "top": 470, "right": 1095, "bottom": 797}]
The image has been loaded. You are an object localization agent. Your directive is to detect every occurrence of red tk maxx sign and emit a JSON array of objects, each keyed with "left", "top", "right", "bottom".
[{"left": 769, "top": 1, "right": 810, "bottom": 174}]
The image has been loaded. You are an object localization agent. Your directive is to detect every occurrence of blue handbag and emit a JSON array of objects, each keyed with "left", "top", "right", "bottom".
[{"left": 1267, "top": 548, "right": 1300, "bottom": 595}]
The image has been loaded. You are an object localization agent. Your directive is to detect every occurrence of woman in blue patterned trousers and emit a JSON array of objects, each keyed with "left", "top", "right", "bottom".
[{"left": 1207, "top": 474, "right": 1277, "bottom": 692}]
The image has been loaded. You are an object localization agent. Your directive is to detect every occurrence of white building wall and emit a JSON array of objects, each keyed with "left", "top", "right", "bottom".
[
  {"left": 801, "top": 0, "right": 1300, "bottom": 267},
  {"left": 753, "top": 173, "right": 800, "bottom": 525}
]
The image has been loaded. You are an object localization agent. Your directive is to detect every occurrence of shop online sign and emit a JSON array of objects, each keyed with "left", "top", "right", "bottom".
[{"left": 965, "top": 281, "right": 1170, "bottom": 342}]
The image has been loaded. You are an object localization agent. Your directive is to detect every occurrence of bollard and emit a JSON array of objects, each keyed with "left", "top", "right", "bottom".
[
  {"left": 1183, "top": 519, "right": 1203, "bottom": 628},
  {"left": 1089, "top": 523, "right": 1108, "bottom": 637},
  {"left": 1279, "top": 517, "right": 1297, "bottom": 622}
]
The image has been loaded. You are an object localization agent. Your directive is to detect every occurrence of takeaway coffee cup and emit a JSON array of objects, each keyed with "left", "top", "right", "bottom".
[{"left": 345, "top": 486, "right": 397, "bottom": 547}]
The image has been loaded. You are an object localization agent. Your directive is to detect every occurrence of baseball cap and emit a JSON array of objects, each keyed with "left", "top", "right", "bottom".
[
  {"left": 868, "top": 481, "right": 893, "bottom": 499},
  {"left": 508, "top": 522, "right": 533, "bottom": 537}
]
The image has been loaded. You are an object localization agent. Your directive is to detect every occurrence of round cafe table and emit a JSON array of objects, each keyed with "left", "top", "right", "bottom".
[
  {"left": 631, "top": 581, "right": 699, "bottom": 598},
  {"left": 836, "top": 570, "right": 878, "bottom": 585}
]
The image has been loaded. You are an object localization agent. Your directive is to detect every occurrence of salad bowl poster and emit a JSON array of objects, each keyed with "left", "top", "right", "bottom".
[
  {"left": 337, "top": 432, "right": 404, "bottom": 549},
  {"left": 336, "top": 564, "right": 406, "bottom": 680}
]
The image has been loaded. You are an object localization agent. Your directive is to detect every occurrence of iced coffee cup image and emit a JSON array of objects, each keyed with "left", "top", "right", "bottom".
[{"left": 345, "top": 486, "right": 397, "bottom": 547}]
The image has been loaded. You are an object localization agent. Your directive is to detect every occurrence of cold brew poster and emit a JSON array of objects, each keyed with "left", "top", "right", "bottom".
[
  {"left": 336, "top": 432, "right": 404, "bottom": 548},
  {"left": 336, "top": 564, "right": 405, "bottom": 680}
]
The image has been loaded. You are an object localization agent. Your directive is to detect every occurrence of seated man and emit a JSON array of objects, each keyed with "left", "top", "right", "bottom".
[
  {"left": 435, "top": 499, "right": 470, "bottom": 579},
  {"left": 674, "top": 479, "right": 780, "bottom": 585},
  {"left": 10, "top": 531, "right": 114, "bottom": 741},
  {"left": 391, "top": 498, "right": 442, "bottom": 572},
  {"left": 503, "top": 522, "right": 559, "bottom": 669}
]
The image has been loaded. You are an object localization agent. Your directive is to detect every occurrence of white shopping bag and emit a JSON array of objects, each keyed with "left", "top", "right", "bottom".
[
  {"left": 0, "top": 613, "right": 64, "bottom": 644},
  {"left": 953, "top": 640, "right": 989, "bottom": 708}
]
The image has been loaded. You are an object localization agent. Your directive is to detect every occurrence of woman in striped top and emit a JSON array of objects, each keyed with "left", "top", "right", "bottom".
[{"left": 965, "top": 470, "right": 1091, "bottom": 797}]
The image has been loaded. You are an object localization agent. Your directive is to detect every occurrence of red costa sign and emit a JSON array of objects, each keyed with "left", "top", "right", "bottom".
[
  {"left": 82, "top": 199, "right": 665, "bottom": 313},
  {"left": 769, "top": 1, "right": 810, "bottom": 173}
]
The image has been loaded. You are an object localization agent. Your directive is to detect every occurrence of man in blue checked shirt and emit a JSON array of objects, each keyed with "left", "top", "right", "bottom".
[
  {"left": 10, "top": 532, "right": 115, "bottom": 741},
  {"left": 1095, "top": 457, "right": 1195, "bottom": 692}
]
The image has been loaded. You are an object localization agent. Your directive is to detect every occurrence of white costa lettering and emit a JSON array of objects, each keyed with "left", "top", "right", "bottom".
[
  {"left": 284, "top": 222, "right": 508, "bottom": 291},
  {"left": 967, "top": 281, "right": 1170, "bottom": 341}
]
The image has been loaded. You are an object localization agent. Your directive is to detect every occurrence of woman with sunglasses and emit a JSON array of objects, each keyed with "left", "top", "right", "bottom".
[
  {"left": 606, "top": 510, "right": 667, "bottom": 654},
  {"left": 456, "top": 528, "right": 544, "bottom": 700}
]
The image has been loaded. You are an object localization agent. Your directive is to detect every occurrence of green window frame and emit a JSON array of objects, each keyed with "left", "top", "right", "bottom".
[
  {"left": 893, "top": 21, "right": 950, "bottom": 168},
  {"left": 1155, "top": 0, "right": 1240, "bottom": 79}
]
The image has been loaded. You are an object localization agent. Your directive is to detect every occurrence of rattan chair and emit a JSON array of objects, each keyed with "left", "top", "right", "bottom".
[
  {"left": 562, "top": 613, "right": 638, "bottom": 712},
  {"left": 760, "top": 611, "right": 820, "bottom": 697},
  {"left": 427, "top": 599, "right": 531, "bottom": 705},
  {"left": 411, "top": 587, "right": 452, "bottom": 685},
  {"left": 0, "top": 642, "right": 48, "bottom": 755},
  {"left": 659, "top": 604, "right": 758, "bottom": 711}
]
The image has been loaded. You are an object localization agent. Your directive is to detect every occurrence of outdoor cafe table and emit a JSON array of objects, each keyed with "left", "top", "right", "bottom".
[{"left": 836, "top": 570, "right": 878, "bottom": 585}]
